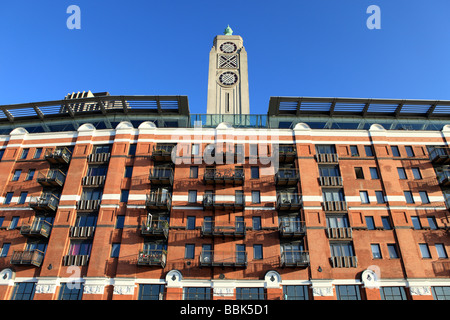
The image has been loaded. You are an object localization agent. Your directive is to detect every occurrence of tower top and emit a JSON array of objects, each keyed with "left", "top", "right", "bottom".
[{"left": 224, "top": 25, "right": 233, "bottom": 35}]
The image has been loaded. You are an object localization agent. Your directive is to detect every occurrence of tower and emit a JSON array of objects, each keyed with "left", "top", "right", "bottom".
[{"left": 206, "top": 25, "right": 250, "bottom": 114}]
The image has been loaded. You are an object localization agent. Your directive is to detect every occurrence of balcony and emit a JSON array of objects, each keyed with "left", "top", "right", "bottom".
[
  {"left": 151, "top": 144, "right": 175, "bottom": 162},
  {"left": 145, "top": 192, "right": 172, "bottom": 211},
  {"left": 10, "top": 250, "right": 45, "bottom": 267},
  {"left": 201, "top": 221, "right": 246, "bottom": 238},
  {"left": 69, "top": 226, "right": 96, "bottom": 239},
  {"left": 319, "top": 176, "right": 343, "bottom": 187},
  {"left": 276, "top": 193, "right": 302, "bottom": 211},
  {"left": 29, "top": 194, "right": 59, "bottom": 213},
  {"left": 429, "top": 147, "right": 450, "bottom": 165},
  {"left": 437, "top": 171, "right": 450, "bottom": 188},
  {"left": 44, "top": 147, "right": 72, "bottom": 164},
  {"left": 326, "top": 227, "right": 353, "bottom": 240},
  {"left": 323, "top": 201, "right": 347, "bottom": 212},
  {"left": 141, "top": 219, "right": 169, "bottom": 239},
  {"left": 315, "top": 153, "right": 339, "bottom": 164},
  {"left": 202, "top": 194, "right": 245, "bottom": 211},
  {"left": 203, "top": 168, "right": 244, "bottom": 186},
  {"left": 280, "top": 250, "right": 309, "bottom": 268},
  {"left": 20, "top": 221, "right": 52, "bottom": 238},
  {"left": 330, "top": 256, "right": 358, "bottom": 268},
  {"left": 275, "top": 169, "right": 299, "bottom": 186},
  {"left": 199, "top": 250, "right": 247, "bottom": 268},
  {"left": 278, "top": 145, "right": 297, "bottom": 163},
  {"left": 149, "top": 168, "right": 174, "bottom": 186},
  {"left": 81, "top": 175, "right": 106, "bottom": 187},
  {"left": 87, "top": 152, "right": 111, "bottom": 164},
  {"left": 76, "top": 199, "right": 101, "bottom": 212},
  {"left": 137, "top": 250, "right": 167, "bottom": 268},
  {"left": 36, "top": 169, "right": 66, "bottom": 187},
  {"left": 62, "top": 254, "right": 90, "bottom": 266},
  {"left": 278, "top": 220, "right": 306, "bottom": 238}
]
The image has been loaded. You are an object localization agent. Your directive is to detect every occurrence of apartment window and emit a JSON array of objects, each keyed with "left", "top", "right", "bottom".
[
  {"left": 411, "top": 216, "right": 422, "bottom": 230},
  {"left": 4, "top": 192, "right": 13, "bottom": 205},
  {"left": 120, "top": 190, "right": 129, "bottom": 203},
  {"left": 369, "top": 167, "right": 380, "bottom": 179},
  {"left": 187, "top": 216, "right": 196, "bottom": 230},
  {"left": 236, "top": 287, "right": 264, "bottom": 300},
  {"left": 387, "top": 244, "right": 399, "bottom": 258},
  {"left": 68, "top": 240, "right": 92, "bottom": 256},
  {"left": 432, "top": 287, "right": 450, "bottom": 300},
  {"left": 9, "top": 217, "right": 19, "bottom": 229},
  {"left": 235, "top": 190, "right": 245, "bottom": 204},
  {"left": 58, "top": 283, "right": 83, "bottom": 300},
  {"left": 371, "top": 244, "right": 382, "bottom": 259},
  {"left": 251, "top": 191, "right": 261, "bottom": 204},
  {"left": 87, "top": 165, "right": 107, "bottom": 177},
  {"left": 375, "top": 191, "right": 386, "bottom": 204},
  {"left": 283, "top": 285, "right": 309, "bottom": 300},
  {"left": 25, "top": 169, "right": 35, "bottom": 181},
  {"left": 94, "top": 145, "right": 112, "bottom": 154},
  {"left": 184, "top": 287, "right": 211, "bottom": 300},
  {"left": 191, "top": 144, "right": 199, "bottom": 155},
  {"left": 249, "top": 144, "right": 258, "bottom": 156},
  {"left": 380, "top": 287, "right": 407, "bottom": 300},
  {"left": 81, "top": 188, "right": 103, "bottom": 201},
  {"left": 188, "top": 190, "right": 197, "bottom": 203},
  {"left": 319, "top": 165, "right": 340, "bottom": 177},
  {"left": 124, "top": 166, "right": 133, "bottom": 178},
  {"left": 419, "top": 191, "right": 430, "bottom": 204},
  {"left": 364, "top": 145, "right": 374, "bottom": 157},
  {"left": 360, "top": 191, "right": 369, "bottom": 204},
  {"left": 111, "top": 243, "right": 121, "bottom": 258},
  {"left": 397, "top": 167, "right": 407, "bottom": 180},
  {"left": 252, "top": 216, "right": 261, "bottom": 230},
  {"left": 365, "top": 216, "right": 375, "bottom": 230},
  {"left": 405, "top": 146, "right": 415, "bottom": 157},
  {"left": 427, "top": 217, "right": 438, "bottom": 230},
  {"left": 419, "top": 243, "right": 431, "bottom": 258},
  {"left": 236, "top": 244, "right": 246, "bottom": 264},
  {"left": 0, "top": 216, "right": 4, "bottom": 228},
  {"left": 18, "top": 192, "right": 27, "bottom": 205},
  {"left": 404, "top": 191, "right": 415, "bottom": 204},
  {"left": 350, "top": 145, "right": 359, "bottom": 156},
  {"left": 316, "top": 145, "right": 336, "bottom": 154},
  {"left": 75, "top": 214, "right": 97, "bottom": 227},
  {"left": 11, "top": 282, "right": 35, "bottom": 300},
  {"left": 20, "top": 149, "right": 29, "bottom": 160},
  {"left": 336, "top": 285, "right": 361, "bottom": 300},
  {"left": 381, "top": 216, "right": 392, "bottom": 230},
  {"left": 436, "top": 244, "right": 448, "bottom": 259},
  {"left": 0, "top": 150, "right": 4, "bottom": 161},
  {"left": 391, "top": 146, "right": 400, "bottom": 157},
  {"left": 0, "top": 243, "right": 10, "bottom": 257},
  {"left": 253, "top": 244, "right": 263, "bottom": 260},
  {"left": 185, "top": 244, "right": 195, "bottom": 259},
  {"left": 251, "top": 166, "right": 259, "bottom": 179},
  {"left": 322, "top": 189, "right": 345, "bottom": 202},
  {"left": 12, "top": 169, "right": 21, "bottom": 181},
  {"left": 115, "top": 215, "right": 125, "bottom": 229},
  {"left": 189, "top": 166, "right": 198, "bottom": 178},
  {"left": 128, "top": 144, "right": 137, "bottom": 156},
  {"left": 138, "top": 284, "right": 165, "bottom": 300},
  {"left": 33, "top": 148, "right": 42, "bottom": 159},
  {"left": 411, "top": 167, "right": 422, "bottom": 179},
  {"left": 330, "top": 242, "right": 354, "bottom": 258},
  {"left": 327, "top": 215, "right": 349, "bottom": 228},
  {"left": 354, "top": 167, "right": 364, "bottom": 179}
]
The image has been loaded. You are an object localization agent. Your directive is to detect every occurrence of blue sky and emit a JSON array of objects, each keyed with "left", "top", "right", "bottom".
[{"left": 1, "top": 0, "right": 450, "bottom": 114}]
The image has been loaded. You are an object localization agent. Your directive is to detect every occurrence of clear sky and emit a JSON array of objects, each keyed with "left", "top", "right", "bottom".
[{"left": 1, "top": 0, "right": 450, "bottom": 114}]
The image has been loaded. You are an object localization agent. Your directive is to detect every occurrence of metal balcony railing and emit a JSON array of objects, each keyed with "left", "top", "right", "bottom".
[
  {"left": 199, "top": 250, "right": 247, "bottom": 267},
  {"left": 20, "top": 220, "right": 52, "bottom": 238},
  {"left": 201, "top": 221, "right": 246, "bottom": 237},
  {"left": 137, "top": 250, "right": 167, "bottom": 268},
  {"left": 29, "top": 193, "right": 60, "bottom": 213},
  {"left": 437, "top": 171, "right": 450, "bottom": 187},
  {"left": 315, "top": 153, "right": 339, "bottom": 163},
  {"left": 323, "top": 201, "right": 348, "bottom": 212},
  {"left": 149, "top": 168, "right": 174, "bottom": 185},
  {"left": 151, "top": 144, "right": 176, "bottom": 161},
  {"left": 36, "top": 169, "right": 66, "bottom": 187},
  {"left": 278, "top": 220, "right": 306, "bottom": 238},
  {"left": 203, "top": 168, "right": 244, "bottom": 185},
  {"left": 87, "top": 152, "right": 110, "bottom": 163},
  {"left": 276, "top": 193, "right": 302, "bottom": 211},
  {"left": 326, "top": 227, "right": 353, "bottom": 240},
  {"left": 275, "top": 169, "right": 299, "bottom": 186},
  {"left": 10, "top": 250, "right": 45, "bottom": 267},
  {"left": 330, "top": 256, "right": 358, "bottom": 268},
  {"left": 145, "top": 192, "right": 172, "bottom": 210},
  {"left": 280, "top": 250, "right": 310, "bottom": 267},
  {"left": 44, "top": 147, "right": 72, "bottom": 164},
  {"left": 81, "top": 175, "right": 106, "bottom": 186},
  {"left": 202, "top": 194, "right": 245, "bottom": 210},
  {"left": 141, "top": 219, "right": 169, "bottom": 238},
  {"left": 62, "top": 254, "right": 90, "bottom": 266},
  {"left": 429, "top": 147, "right": 450, "bottom": 165},
  {"left": 319, "top": 176, "right": 343, "bottom": 187},
  {"left": 278, "top": 146, "right": 297, "bottom": 163},
  {"left": 69, "top": 226, "right": 96, "bottom": 238},
  {"left": 76, "top": 199, "right": 101, "bottom": 212}
]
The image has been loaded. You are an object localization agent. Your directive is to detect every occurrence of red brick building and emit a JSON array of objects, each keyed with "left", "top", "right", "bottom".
[{"left": 0, "top": 30, "right": 449, "bottom": 301}]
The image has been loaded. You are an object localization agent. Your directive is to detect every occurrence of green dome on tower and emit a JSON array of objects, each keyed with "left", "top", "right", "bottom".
[{"left": 224, "top": 25, "right": 233, "bottom": 35}]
